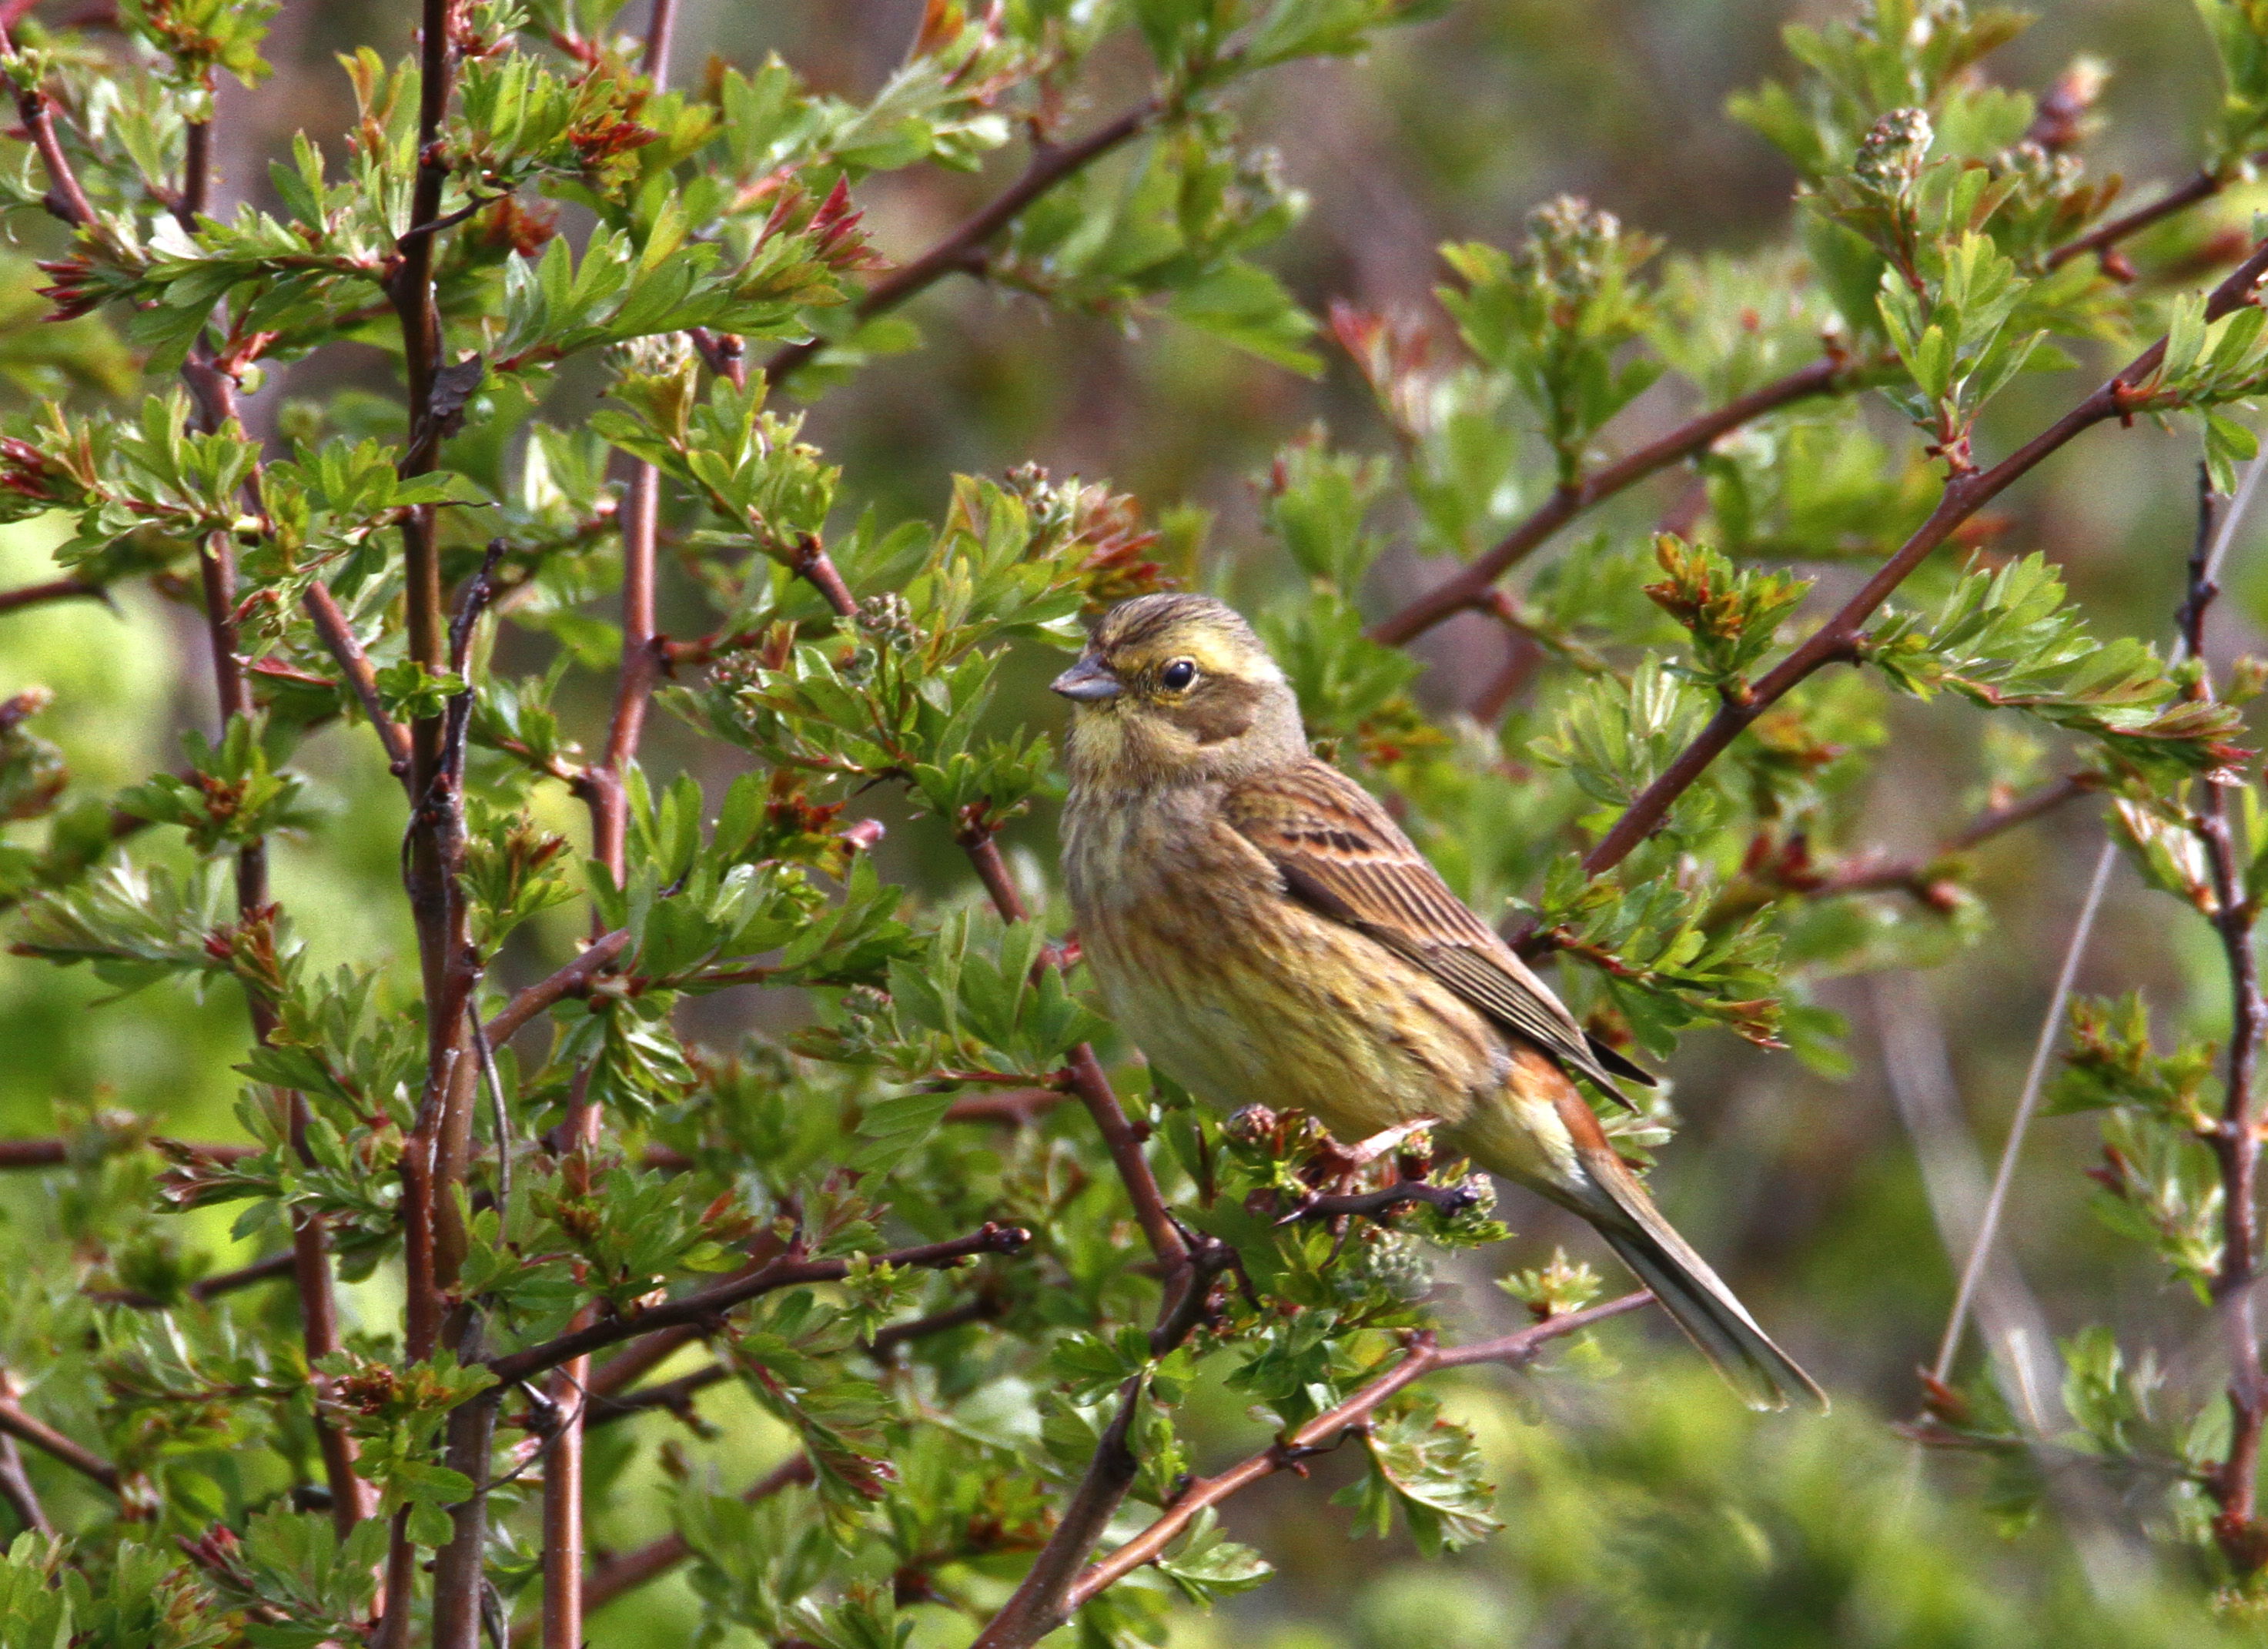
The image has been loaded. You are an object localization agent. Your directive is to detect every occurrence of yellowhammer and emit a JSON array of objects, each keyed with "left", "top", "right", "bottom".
[{"left": 1055, "top": 592, "right": 1824, "bottom": 1411}]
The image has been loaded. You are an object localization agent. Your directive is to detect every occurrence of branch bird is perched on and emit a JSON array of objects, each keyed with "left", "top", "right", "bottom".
[{"left": 1054, "top": 592, "right": 1825, "bottom": 1411}]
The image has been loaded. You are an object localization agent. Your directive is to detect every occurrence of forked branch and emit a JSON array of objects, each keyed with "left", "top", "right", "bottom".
[{"left": 1581, "top": 235, "right": 2268, "bottom": 878}]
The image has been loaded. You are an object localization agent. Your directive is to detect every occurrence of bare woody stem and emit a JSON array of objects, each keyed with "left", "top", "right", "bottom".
[
  {"left": 548, "top": 54, "right": 674, "bottom": 1621},
  {"left": 2046, "top": 169, "right": 2224, "bottom": 273},
  {"left": 390, "top": 0, "right": 467, "bottom": 1358},
  {"left": 777, "top": 540, "right": 1191, "bottom": 1282},
  {"left": 0, "top": 28, "right": 99, "bottom": 229},
  {"left": 764, "top": 100, "right": 1162, "bottom": 390},
  {"left": 92, "top": 1249, "right": 299, "bottom": 1309},
  {"left": 507, "top": 1457, "right": 813, "bottom": 1644},
  {"left": 0, "top": 1390, "right": 120, "bottom": 1495},
  {"left": 1816, "top": 774, "right": 2097, "bottom": 897},
  {"left": 0, "top": 1435, "right": 48, "bottom": 1537},
  {"left": 1580, "top": 235, "right": 2268, "bottom": 880},
  {"left": 162, "top": 176, "right": 374, "bottom": 1538},
  {"left": 1369, "top": 156, "right": 2251, "bottom": 657},
  {"left": 303, "top": 581, "right": 413, "bottom": 778},
  {"left": 480, "top": 935, "right": 625, "bottom": 1045},
  {"left": 972, "top": 1294, "right": 1651, "bottom": 1649},
  {"left": 0, "top": 577, "right": 105, "bottom": 615},
  {"left": 2177, "top": 470, "right": 2268, "bottom": 1574},
  {"left": 1366, "top": 358, "right": 1847, "bottom": 648},
  {"left": 955, "top": 828, "right": 1191, "bottom": 1276},
  {"left": 380, "top": 4, "right": 483, "bottom": 1643},
  {"left": 485, "top": 1224, "right": 1032, "bottom": 1388}
]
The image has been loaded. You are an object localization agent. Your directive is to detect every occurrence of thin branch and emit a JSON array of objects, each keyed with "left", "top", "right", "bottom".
[
  {"left": 302, "top": 581, "right": 412, "bottom": 778},
  {"left": 1732, "top": 775, "right": 2104, "bottom": 916},
  {"left": 1580, "top": 235, "right": 2268, "bottom": 878},
  {"left": 1283, "top": 1179, "right": 1483, "bottom": 1223},
  {"left": 0, "top": 577, "right": 106, "bottom": 616},
  {"left": 572, "top": 1295, "right": 1011, "bottom": 1433},
  {"left": 0, "top": 1390, "right": 120, "bottom": 1495},
  {"left": 488, "top": 931, "right": 631, "bottom": 1045},
  {"left": 2175, "top": 462, "right": 2268, "bottom": 1570},
  {"left": 0, "top": 1435, "right": 49, "bottom": 1536},
  {"left": 945, "top": 1087, "right": 1064, "bottom": 1126},
  {"left": 384, "top": 0, "right": 475, "bottom": 1637},
  {"left": 92, "top": 1249, "right": 299, "bottom": 1310},
  {"left": 583, "top": 1363, "right": 729, "bottom": 1431},
  {"left": 485, "top": 1224, "right": 1032, "bottom": 1388},
  {"left": 507, "top": 1456, "right": 814, "bottom": 1644},
  {"left": 1787, "top": 774, "right": 2099, "bottom": 903},
  {"left": 1367, "top": 358, "right": 1847, "bottom": 648},
  {"left": 764, "top": 100, "right": 1162, "bottom": 390},
  {"left": 0, "top": 1137, "right": 256, "bottom": 1168},
  {"left": 1371, "top": 163, "right": 2253, "bottom": 657},
  {"left": 970, "top": 1378, "right": 1144, "bottom": 1649},
  {"left": 865, "top": 1293, "right": 1005, "bottom": 1358},
  {"left": 581, "top": 1239, "right": 800, "bottom": 1401},
  {"left": 1932, "top": 841, "right": 2117, "bottom": 1386},
  {"left": 1875, "top": 974, "right": 2063, "bottom": 1433},
  {"left": 0, "top": 24, "right": 99, "bottom": 229},
  {"left": 175, "top": 261, "right": 368, "bottom": 1540},
  {"left": 1070, "top": 1296, "right": 1651, "bottom": 1608},
  {"left": 2045, "top": 169, "right": 2223, "bottom": 273},
  {"left": 951, "top": 1295, "right": 1649, "bottom": 1647},
  {"left": 1927, "top": 452, "right": 2268, "bottom": 1555},
  {"left": 640, "top": 0, "right": 676, "bottom": 79},
  {"left": 955, "top": 828, "right": 1190, "bottom": 1276}
]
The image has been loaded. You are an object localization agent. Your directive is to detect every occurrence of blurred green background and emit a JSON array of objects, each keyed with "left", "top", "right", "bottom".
[{"left": 5, "top": 0, "right": 2267, "bottom": 1642}]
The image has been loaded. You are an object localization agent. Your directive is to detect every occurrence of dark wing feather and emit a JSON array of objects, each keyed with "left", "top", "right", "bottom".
[{"left": 1223, "top": 761, "right": 1653, "bottom": 1098}]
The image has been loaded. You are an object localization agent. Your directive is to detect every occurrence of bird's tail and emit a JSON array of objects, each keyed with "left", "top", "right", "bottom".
[
  {"left": 1587, "top": 1191, "right": 1826, "bottom": 1413},
  {"left": 1537, "top": 1078, "right": 1826, "bottom": 1412}
]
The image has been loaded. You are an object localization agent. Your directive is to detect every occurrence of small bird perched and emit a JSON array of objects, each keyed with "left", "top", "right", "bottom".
[{"left": 1055, "top": 592, "right": 1824, "bottom": 1411}]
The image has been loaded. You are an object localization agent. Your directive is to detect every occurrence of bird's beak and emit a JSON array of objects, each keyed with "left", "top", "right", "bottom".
[{"left": 1051, "top": 656, "right": 1122, "bottom": 703}]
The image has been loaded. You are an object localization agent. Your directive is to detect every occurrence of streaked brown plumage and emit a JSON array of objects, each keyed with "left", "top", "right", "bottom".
[{"left": 1055, "top": 592, "right": 1824, "bottom": 1411}]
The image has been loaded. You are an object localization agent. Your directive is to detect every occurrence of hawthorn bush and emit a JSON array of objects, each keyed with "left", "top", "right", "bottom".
[{"left": 6, "top": 0, "right": 2268, "bottom": 1644}]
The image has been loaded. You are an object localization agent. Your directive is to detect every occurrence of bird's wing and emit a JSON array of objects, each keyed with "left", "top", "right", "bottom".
[{"left": 1222, "top": 761, "right": 1652, "bottom": 1097}]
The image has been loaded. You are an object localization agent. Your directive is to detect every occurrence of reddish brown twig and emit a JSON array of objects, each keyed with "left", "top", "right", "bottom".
[
  {"left": 507, "top": 1456, "right": 814, "bottom": 1644},
  {"left": 154, "top": 181, "right": 370, "bottom": 1540},
  {"left": 0, "top": 1434, "right": 49, "bottom": 1535},
  {"left": 1580, "top": 236, "right": 2268, "bottom": 879},
  {"left": 487, "top": 932, "right": 633, "bottom": 1045},
  {"left": 0, "top": 577, "right": 106, "bottom": 616},
  {"left": 1084, "top": 1295, "right": 1651, "bottom": 1605},
  {"left": 585, "top": 1296, "right": 1005, "bottom": 1436},
  {"left": 945, "top": 1087, "right": 1065, "bottom": 1126},
  {"left": 2046, "top": 170, "right": 2223, "bottom": 273},
  {"left": 765, "top": 101, "right": 1161, "bottom": 390},
  {"left": 0, "top": 1136, "right": 253, "bottom": 1168},
  {"left": 955, "top": 828, "right": 1190, "bottom": 1276},
  {"left": 973, "top": 1294, "right": 1650, "bottom": 1649},
  {"left": 380, "top": 1, "right": 480, "bottom": 1639},
  {"left": 1370, "top": 166, "right": 2250, "bottom": 657},
  {"left": 485, "top": 1224, "right": 1032, "bottom": 1387},
  {"left": 1741, "top": 774, "right": 2100, "bottom": 911},
  {"left": 1368, "top": 360, "right": 1847, "bottom": 648},
  {"left": 0, "top": 1387, "right": 120, "bottom": 1495},
  {"left": 582, "top": 1362, "right": 730, "bottom": 1431},
  {"left": 91, "top": 1249, "right": 299, "bottom": 1309},
  {"left": 2173, "top": 469, "right": 2268, "bottom": 1575},
  {"left": 0, "top": 24, "right": 99, "bottom": 230},
  {"left": 302, "top": 581, "right": 411, "bottom": 778},
  {"left": 548, "top": 238, "right": 671, "bottom": 1647}
]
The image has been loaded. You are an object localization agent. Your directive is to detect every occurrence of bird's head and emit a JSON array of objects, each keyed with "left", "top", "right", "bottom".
[{"left": 1053, "top": 594, "right": 1308, "bottom": 788}]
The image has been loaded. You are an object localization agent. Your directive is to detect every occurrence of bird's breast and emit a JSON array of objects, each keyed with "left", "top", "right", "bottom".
[{"left": 1062, "top": 784, "right": 1504, "bottom": 1139}]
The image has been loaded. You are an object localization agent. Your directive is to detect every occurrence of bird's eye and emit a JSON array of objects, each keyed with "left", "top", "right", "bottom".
[{"left": 1159, "top": 658, "right": 1198, "bottom": 691}]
